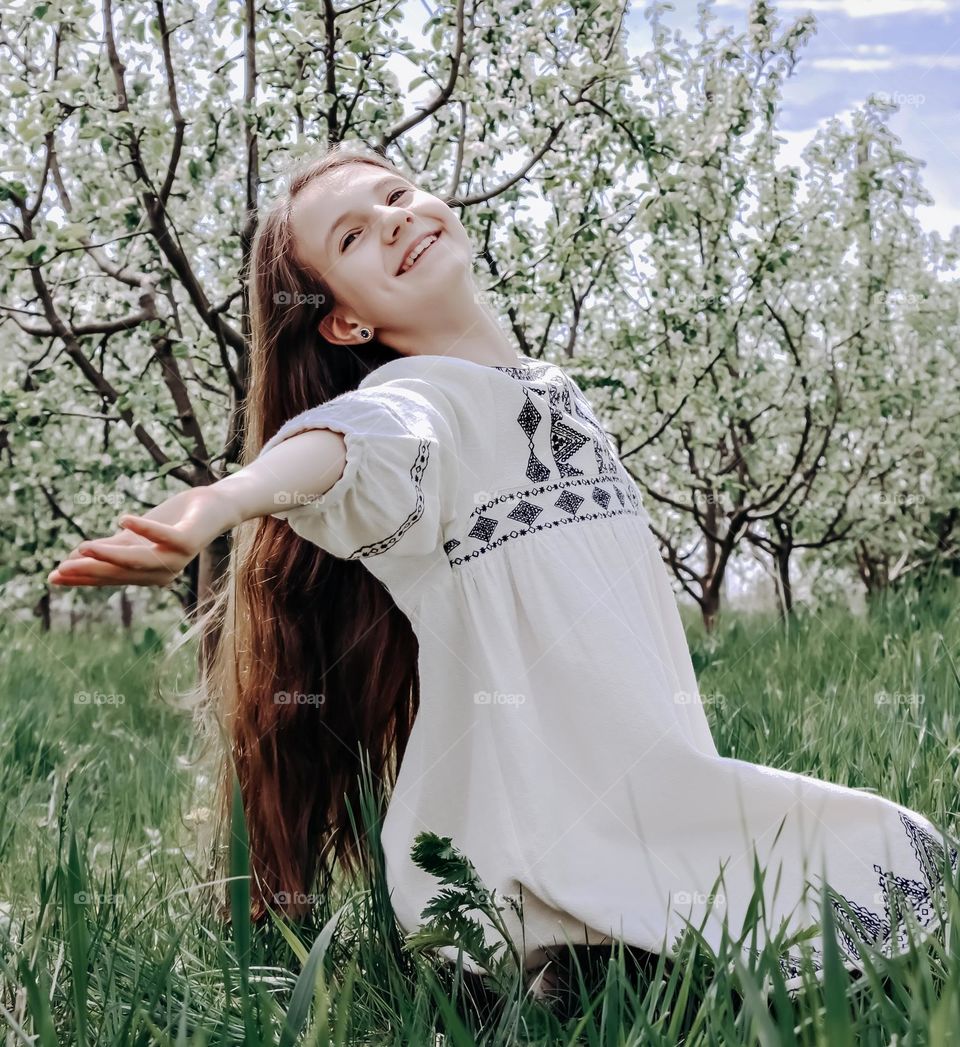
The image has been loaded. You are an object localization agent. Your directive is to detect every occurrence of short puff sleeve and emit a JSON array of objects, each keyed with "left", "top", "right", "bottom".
[{"left": 257, "top": 378, "right": 461, "bottom": 560}]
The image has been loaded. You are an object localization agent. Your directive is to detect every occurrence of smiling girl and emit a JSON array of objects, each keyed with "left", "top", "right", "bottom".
[{"left": 48, "top": 142, "right": 959, "bottom": 995}]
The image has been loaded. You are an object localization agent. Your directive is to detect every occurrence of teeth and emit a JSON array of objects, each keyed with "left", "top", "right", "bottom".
[
  {"left": 401, "top": 233, "right": 438, "bottom": 273},
  {"left": 402, "top": 235, "right": 437, "bottom": 271}
]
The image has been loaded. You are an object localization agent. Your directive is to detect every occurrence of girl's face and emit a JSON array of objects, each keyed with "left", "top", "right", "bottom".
[{"left": 289, "top": 164, "right": 474, "bottom": 349}]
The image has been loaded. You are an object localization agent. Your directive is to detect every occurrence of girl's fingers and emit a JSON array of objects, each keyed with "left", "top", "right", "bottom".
[
  {"left": 48, "top": 557, "right": 171, "bottom": 587},
  {"left": 50, "top": 555, "right": 105, "bottom": 575},
  {"left": 49, "top": 557, "right": 132, "bottom": 584},
  {"left": 75, "top": 540, "right": 181, "bottom": 571},
  {"left": 63, "top": 525, "right": 152, "bottom": 562},
  {"left": 118, "top": 515, "right": 191, "bottom": 553}
]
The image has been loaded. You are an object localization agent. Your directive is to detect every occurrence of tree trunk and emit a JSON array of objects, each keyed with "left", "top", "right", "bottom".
[
  {"left": 855, "top": 540, "right": 888, "bottom": 596},
  {"left": 120, "top": 588, "right": 133, "bottom": 629},
  {"left": 775, "top": 546, "right": 793, "bottom": 618},
  {"left": 181, "top": 551, "right": 200, "bottom": 616},
  {"left": 197, "top": 534, "right": 232, "bottom": 613},
  {"left": 176, "top": 535, "right": 232, "bottom": 617},
  {"left": 701, "top": 587, "right": 721, "bottom": 633},
  {"left": 33, "top": 589, "right": 51, "bottom": 631},
  {"left": 191, "top": 533, "right": 234, "bottom": 680}
]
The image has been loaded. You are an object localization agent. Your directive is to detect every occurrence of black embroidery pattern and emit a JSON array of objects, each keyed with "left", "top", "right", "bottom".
[
  {"left": 740, "top": 811, "right": 960, "bottom": 985},
  {"left": 443, "top": 362, "right": 650, "bottom": 568},
  {"left": 344, "top": 438, "right": 432, "bottom": 559},
  {"left": 443, "top": 474, "right": 648, "bottom": 567}
]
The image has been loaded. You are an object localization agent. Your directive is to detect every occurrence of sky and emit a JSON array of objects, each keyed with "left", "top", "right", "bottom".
[{"left": 622, "top": 0, "right": 960, "bottom": 238}]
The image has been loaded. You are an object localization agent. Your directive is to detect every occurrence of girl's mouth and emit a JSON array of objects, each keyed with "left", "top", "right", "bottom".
[{"left": 398, "top": 232, "right": 441, "bottom": 275}]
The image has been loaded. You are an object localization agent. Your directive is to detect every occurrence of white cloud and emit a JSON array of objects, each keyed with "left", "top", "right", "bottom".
[
  {"left": 811, "top": 53, "right": 960, "bottom": 70},
  {"left": 811, "top": 57, "right": 897, "bottom": 70},
  {"left": 720, "top": 0, "right": 952, "bottom": 15},
  {"left": 916, "top": 201, "right": 960, "bottom": 237}
]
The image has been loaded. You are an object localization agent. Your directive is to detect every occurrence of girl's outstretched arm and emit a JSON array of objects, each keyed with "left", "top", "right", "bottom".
[{"left": 47, "top": 428, "right": 347, "bottom": 588}]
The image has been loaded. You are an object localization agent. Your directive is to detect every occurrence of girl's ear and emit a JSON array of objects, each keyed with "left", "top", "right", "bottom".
[{"left": 318, "top": 310, "right": 372, "bottom": 346}]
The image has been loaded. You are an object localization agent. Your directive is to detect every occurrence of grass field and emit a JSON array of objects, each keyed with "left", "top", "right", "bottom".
[{"left": 1, "top": 577, "right": 959, "bottom": 1044}]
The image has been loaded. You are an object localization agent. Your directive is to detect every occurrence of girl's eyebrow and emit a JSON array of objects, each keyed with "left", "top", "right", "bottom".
[{"left": 326, "top": 175, "right": 406, "bottom": 252}]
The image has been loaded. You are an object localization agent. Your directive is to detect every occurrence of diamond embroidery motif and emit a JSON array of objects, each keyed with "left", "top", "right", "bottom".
[
  {"left": 517, "top": 396, "right": 551, "bottom": 483},
  {"left": 468, "top": 516, "right": 498, "bottom": 543},
  {"left": 550, "top": 409, "right": 588, "bottom": 478},
  {"left": 592, "top": 486, "right": 611, "bottom": 509},
  {"left": 507, "top": 500, "right": 543, "bottom": 527},
  {"left": 555, "top": 490, "right": 585, "bottom": 515}
]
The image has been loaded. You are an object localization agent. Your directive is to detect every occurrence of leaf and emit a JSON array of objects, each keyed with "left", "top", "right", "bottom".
[
  {"left": 405, "top": 831, "right": 519, "bottom": 978},
  {"left": 61, "top": 823, "right": 90, "bottom": 1047},
  {"left": 277, "top": 899, "right": 351, "bottom": 1047},
  {"left": 228, "top": 772, "right": 250, "bottom": 981},
  {"left": 18, "top": 948, "right": 58, "bottom": 1047},
  {"left": 820, "top": 887, "right": 856, "bottom": 1046},
  {"left": 227, "top": 768, "right": 257, "bottom": 1044}
]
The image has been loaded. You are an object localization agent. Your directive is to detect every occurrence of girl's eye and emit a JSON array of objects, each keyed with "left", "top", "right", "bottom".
[{"left": 341, "top": 187, "right": 412, "bottom": 252}]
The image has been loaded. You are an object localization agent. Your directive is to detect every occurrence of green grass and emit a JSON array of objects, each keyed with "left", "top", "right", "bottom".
[{"left": 1, "top": 576, "right": 960, "bottom": 1044}]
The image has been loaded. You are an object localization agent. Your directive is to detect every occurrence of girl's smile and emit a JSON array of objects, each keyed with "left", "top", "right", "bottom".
[{"left": 397, "top": 231, "right": 441, "bottom": 275}]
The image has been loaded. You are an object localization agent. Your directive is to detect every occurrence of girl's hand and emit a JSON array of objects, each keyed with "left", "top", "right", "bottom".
[{"left": 47, "top": 486, "right": 230, "bottom": 588}]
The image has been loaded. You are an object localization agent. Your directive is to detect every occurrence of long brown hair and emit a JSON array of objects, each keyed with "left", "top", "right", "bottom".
[{"left": 171, "top": 143, "right": 421, "bottom": 923}]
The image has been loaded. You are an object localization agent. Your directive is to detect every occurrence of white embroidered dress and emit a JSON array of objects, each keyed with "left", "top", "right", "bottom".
[{"left": 258, "top": 352, "right": 957, "bottom": 990}]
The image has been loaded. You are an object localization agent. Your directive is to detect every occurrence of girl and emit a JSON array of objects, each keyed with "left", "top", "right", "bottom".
[{"left": 48, "top": 142, "right": 958, "bottom": 996}]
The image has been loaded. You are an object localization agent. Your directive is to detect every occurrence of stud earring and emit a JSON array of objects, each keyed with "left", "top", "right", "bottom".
[{"left": 359, "top": 328, "right": 371, "bottom": 340}]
